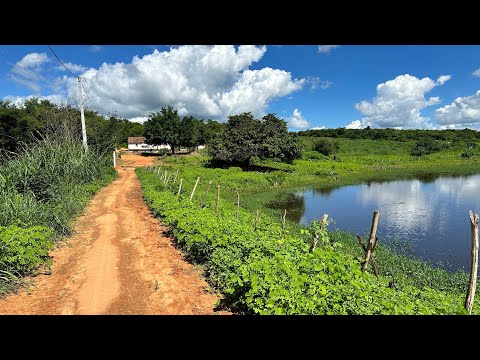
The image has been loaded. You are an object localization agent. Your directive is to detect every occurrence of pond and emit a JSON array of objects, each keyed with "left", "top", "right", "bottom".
[{"left": 268, "top": 173, "right": 480, "bottom": 272}]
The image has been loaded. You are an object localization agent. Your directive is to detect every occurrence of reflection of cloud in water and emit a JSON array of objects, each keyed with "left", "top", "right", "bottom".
[
  {"left": 356, "top": 175, "right": 480, "bottom": 247},
  {"left": 276, "top": 173, "right": 480, "bottom": 270},
  {"left": 435, "top": 174, "right": 480, "bottom": 206},
  {"left": 357, "top": 180, "right": 435, "bottom": 241}
]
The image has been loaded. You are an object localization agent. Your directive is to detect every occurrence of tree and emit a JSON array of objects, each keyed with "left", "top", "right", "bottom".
[
  {"left": 208, "top": 112, "right": 302, "bottom": 165},
  {"left": 144, "top": 106, "right": 181, "bottom": 153},
  {"left": 0, "top": 100, "right": 41, "bottom": 154},
  {"left": 260, "top": 114, "right": 302, "bottom": 162},
  {"left": 179, "top": 115, "right": 205, "bottom": 150},
  {"left": 208, "top": 112, "right": 261, "bottom": 164},
  {"left": 203, "top": 119, "right": 225, "bottom": 144}
]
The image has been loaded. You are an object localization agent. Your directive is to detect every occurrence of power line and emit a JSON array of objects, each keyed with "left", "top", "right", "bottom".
[
  {"left": 47, "top": 45, "right": 98, "bottom": 114},
  {"left": 47, "top": 45, "right": 77, "bottom": 77},
  {"left": 80, "top": 79, "right": 92, "bottom": 105}
]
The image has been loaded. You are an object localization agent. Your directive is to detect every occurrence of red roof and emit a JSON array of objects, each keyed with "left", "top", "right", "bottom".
[{"left": 128, "top": 137, "right": 146, "bottom": 144}]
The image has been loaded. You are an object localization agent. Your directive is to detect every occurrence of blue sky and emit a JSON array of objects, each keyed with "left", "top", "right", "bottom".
[{"left": 1, "top": 45, "right": 480, "bottom": 130}]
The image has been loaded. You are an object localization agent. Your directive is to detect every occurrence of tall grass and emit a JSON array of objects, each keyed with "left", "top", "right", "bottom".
[{"left": 0, "top": 136, "right": 116, "bottom": 297}]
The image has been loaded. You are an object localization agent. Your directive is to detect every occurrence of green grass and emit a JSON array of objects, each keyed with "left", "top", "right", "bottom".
[
  {"left": 0, "top": 138, "right": 116, "bottom": 297},
  {"left": 144, "top": 137, "right": 480, "bottom": 313}
]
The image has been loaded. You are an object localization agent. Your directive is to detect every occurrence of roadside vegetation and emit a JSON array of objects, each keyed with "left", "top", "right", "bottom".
[
  {"left": 0, "top": 98, "right": 143, "bottom": 155},
  {"left": 0, "top": 101, "right": 117, "bottom": 297}
]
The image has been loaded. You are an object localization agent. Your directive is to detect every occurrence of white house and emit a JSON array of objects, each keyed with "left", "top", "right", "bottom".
[{"left": 127, "top": 137, "right": 171, "bottom": 152}]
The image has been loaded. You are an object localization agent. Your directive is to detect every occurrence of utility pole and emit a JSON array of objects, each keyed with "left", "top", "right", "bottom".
[{"left": 77, "top": 76, "right": 88, "bottom": 150}]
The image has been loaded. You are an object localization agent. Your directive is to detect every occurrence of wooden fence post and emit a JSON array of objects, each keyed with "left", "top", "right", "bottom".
[
  {"left": 177, "top": 179, "right": 183, "bottom": 196},
  {"left": 166, "top": 173, "right": 172, "bottom": 185},
  {"left": 113, "top": 150, "right": 116, "bottom": 167},
  {"left": 254, "top": 209, "right": 260, "bottom": 231},
  {"left": 465, "top": 210, "right": 479, "bottom": 314},
  {"left": 190, "top": 177, "right": 200, "bottom": 201},
  {"left": 216, "top": 185, "right": 220, "bottom": 214},
  {"left": 200, "top": 181, "right": 212, "bottom": 208},
  {"left": 309, "top": 214, "right": 329, "bottom": 252},
  {"left": 236, "top": 191, "right": 240, "bottom": 219},
  {"left": 281, "top": 209, "right": 287, "bottom": 234},
  {"left": 357, "top": 235, "right": 380, "bottom": 280},
  {"left": 361, "top": 210, "right": 380, "bottom": 272}
]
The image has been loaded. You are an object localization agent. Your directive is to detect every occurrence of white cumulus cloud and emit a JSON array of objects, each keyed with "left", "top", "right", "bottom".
[
  {"left": 473, "top": 68, "right": 480, "bottom": 77},
  {"left": 4, "top": 94, "right": 69, "bottom": 107},
  {"left": 9, "top": 52, "right": 50, "bottom": 92},
  {"left": 352, "top": 74, "right": 450, "bottom": 129},
  {"left": 310, "top": 126, "right": 326, "bottom": 130},
  {"left": 288, "top": 108, "right": 310, "bottom": 129},
  {"left": 436, "top": 75, "right": 451, "bottom": 85},
  {"left": 57, "top": 62, "right": 87, "bottom": 74},
  {"left": 306, "top": 76, "right": 333, "bottom": 90},
  {"left": 434, "top": 90, "right": 480, "bottom": 127},
  {"left": 345, "top": 120, "right": 362, "bottom": 129},
  {"left": 63, "top": 45, "right": 304, "bottom": 120},
  {"left": 317, "top": 45, "right": 340, "bottom": 54}
]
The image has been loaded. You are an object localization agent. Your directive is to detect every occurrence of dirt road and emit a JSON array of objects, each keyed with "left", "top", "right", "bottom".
[{"left": 0, "top": 152, "right": 227, "bottom": 315}]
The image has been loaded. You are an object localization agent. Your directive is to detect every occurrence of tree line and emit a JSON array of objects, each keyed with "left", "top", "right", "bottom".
[
  {"left": 0, "top": 98, "right": 143, "bottom": 156},
  {"left": 298, "top": 127, "right": 480, "bottom": 142}
]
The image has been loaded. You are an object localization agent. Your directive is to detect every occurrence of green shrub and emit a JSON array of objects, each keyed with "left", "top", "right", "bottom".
[
  {"left": 303, "top": 151, "right": 327, "bottom": 160},
  {"left": 314, "top": 139, "right": 340, "bottom": 156},
  {"left": 0, "top": 224, "right": 53, "bottom": 274},
  {"left": 411, "top": 137, "right": 441, "bottom": 156}
]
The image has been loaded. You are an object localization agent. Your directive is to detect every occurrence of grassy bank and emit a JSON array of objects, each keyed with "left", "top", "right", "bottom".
[
  {"left": 140, "top": 137, "right": 480, "bottom": 312},
  {"left": 137, "top": 166, "right": 471, "bottom": 314},
  {"left": 0, "top": 139, "right": 116, "bottom": 297}
]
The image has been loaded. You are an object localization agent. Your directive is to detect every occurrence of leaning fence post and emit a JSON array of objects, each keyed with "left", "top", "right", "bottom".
[
  {"left": 357, "top": 235, "right": 380, "bottom": 280},
  {"left": 254, "top": 209, "right": 260, "bottom": 231},
  {"left": 190, "top": 177, "right": 200, "bottom": 201},
  {"left": 177, "top": 179, "right": 183, "bottom": 196},
  {"left": 200, "top": 181, "right": 212, "bottom": 208},
  {"left": 166, "top": 173, "right": 172, "bottom": 185},
  {"left": 309, "top": 214, "right": 329, "bottom": 252},
  {"left": 465, "top": 210, "right": 479, "bottom": 314},
  {"left": 216, "top": 185, "right": 220, "bottom": 214},
  {"left": 361, "top": 210, "right": 380, "bottom": 272}
]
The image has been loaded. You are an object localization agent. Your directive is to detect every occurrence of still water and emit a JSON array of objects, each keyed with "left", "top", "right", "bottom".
[{"left": 269, "top": 174, "right": 480, "bottom": 272}]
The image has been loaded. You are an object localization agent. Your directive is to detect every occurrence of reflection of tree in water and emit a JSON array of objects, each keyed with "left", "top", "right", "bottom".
[
  {"left": 268, "top": 192, "right": 305, "bottom": 223},
  {"left": 416, "top": 173, "right": 441, "bottom": 184},
  {"left": 314, "top": 187, "right": 335, "bottom": 196}
]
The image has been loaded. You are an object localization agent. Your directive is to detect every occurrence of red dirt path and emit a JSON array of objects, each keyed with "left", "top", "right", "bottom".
[{"left": 0, "top": 152, "right": 228, "bottom": 315}]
